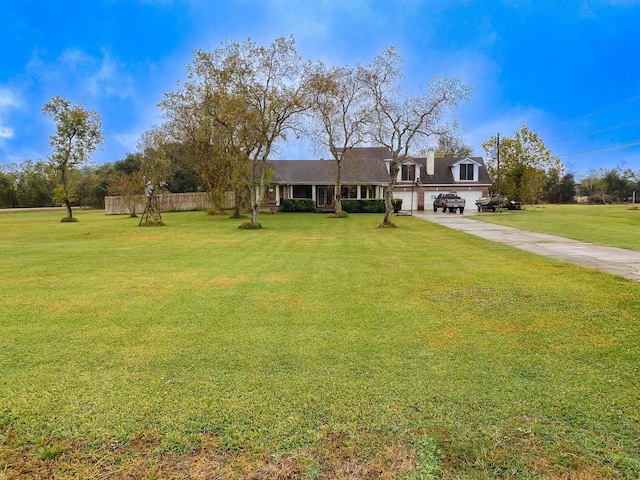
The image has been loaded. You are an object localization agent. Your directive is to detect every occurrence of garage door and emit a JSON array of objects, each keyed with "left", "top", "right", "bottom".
[
  {"left": 394, "top": 191, "right": 419, "bottom": 212},
  {"left": 425, "top": 191, "right": 484, "bottom": 211}
]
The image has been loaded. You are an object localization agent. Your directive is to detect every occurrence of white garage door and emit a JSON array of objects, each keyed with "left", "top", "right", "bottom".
[
  {"left": 424, "top": 190, "right": 484, "bottom": 211},
  {"left": 457, "top": 191, "right": 483, "bottom": 209},
  {"left": 394, "top": 191, "right": 419, "bottom": 211}
]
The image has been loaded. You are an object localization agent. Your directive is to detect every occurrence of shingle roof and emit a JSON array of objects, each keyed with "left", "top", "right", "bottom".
[
  {"left": 268, "top": 148, "right": 493, "bottom": 186},
  {"left": 269, "top": 147, "right": 391, "bottom": 185},
  {"left": 417, "top": 156, "right": 493, "bottom": 186}
]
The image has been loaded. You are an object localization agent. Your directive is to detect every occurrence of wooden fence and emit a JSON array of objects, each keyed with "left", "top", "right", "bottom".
[{"left": 105, "top": 192, "right": 234, "bottom": 215}]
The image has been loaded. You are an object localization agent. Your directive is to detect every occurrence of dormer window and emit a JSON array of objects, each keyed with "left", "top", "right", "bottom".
[
  {"left": 459, "top": 163, "right": 475, "bottom": 181},
  {"left": 401, "top": 164, "right": 416, "bottom": 181}
]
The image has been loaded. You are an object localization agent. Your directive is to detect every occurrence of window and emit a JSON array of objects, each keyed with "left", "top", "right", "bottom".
[
  {"left": 293, "top": 185, "right": 312, "bottom": 198},
  {"left": 341, "top": 185, "right": 357, "bottom": 199},
  {"left": 401, "top": 164, "right": 415, "bottom": 181},
  {"left": 459, "top": 164, "right": 474, "bottom": 181}
]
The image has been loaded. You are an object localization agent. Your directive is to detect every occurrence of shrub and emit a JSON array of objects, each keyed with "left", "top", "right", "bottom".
[
  {"left": 281, "top": 199, "right": 315, "bottom": 212},
  {"left": 138, "top": 220, "right": 164, "bottom": 227},
  {"left": 238, "top": 221, "right": 262, "bottom": 229},
  {"left": 341, "top": 199, "right": 386, "bottom": 213},
  {"left": 392, "top": 198, "right": 402, "bottom": 213},
  {"left": 328, "top": 211, "right": 349, "bottom": 218},
  {"left": 363, "top": 199, "right": 386, "bottom": 213},
  {"left": 341, "top": 200, "right": 360, "bottom": 213}
]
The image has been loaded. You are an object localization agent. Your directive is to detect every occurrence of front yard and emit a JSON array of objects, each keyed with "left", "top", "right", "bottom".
[{"left": 1, "top": 210, "right": 639, "bottom": 478}]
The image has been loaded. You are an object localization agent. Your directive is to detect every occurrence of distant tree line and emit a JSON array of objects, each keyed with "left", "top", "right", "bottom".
[
  {"left": 482, "top": 125, "right": 639, "bottom": 205},
  {"left": 575, "top": 166, "right": 639, "bottom": 204},
  {"left": 2, "top": 138, "right": 636, "bottom": 210},
  {"left": 0, "top": 154, "right": 204, "bottom": 209}
]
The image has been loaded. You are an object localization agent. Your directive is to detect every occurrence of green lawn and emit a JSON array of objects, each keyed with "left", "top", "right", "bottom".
[
  {"left": 1, "top": 209, "right": 639, "bottom": 479},
  {"left": 472, "top": 204, "right": 640, "bottom": 251}
]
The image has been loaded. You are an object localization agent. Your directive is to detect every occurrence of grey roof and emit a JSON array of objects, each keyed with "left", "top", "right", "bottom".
[
  {"left": 417, "top": 156, "right": 493, "bottom": 186},
  {"left": 269, "top": 147, "right": 390, "bottom": 185},
  {"left": 268, "top": 148, "right": 492, "bottom": 186}
]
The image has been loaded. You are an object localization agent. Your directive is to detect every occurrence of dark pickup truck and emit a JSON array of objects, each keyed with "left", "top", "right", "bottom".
[{"left": 433, "top": 193, "right": 465, "bottom": 214}]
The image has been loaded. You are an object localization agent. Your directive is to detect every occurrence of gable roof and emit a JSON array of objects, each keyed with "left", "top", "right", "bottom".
[
  {"left": 269, "top": 147, "right": 390, "bottom": 185},
  {"left": 268, "top": 147, "right": 493, "bottom": 187},
  {"left": 451, "top": 157, "right": 483, "bottom": 167},
  {"left": 418, "top": 156, "right": 493, "bottom": 185}
]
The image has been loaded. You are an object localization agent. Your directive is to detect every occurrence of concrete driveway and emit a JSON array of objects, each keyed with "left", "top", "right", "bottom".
[{"left": 413, "top": 210, "right": 640, "bottom": 282}]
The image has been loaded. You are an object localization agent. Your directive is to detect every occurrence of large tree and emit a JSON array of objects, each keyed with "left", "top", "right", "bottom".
[
  {"left": 360, "top": 47, "right": 473, "bottom": 226},
  {"left": 159, "top": 37, "right": 310, "bottom": 226},
  {"left": 41, "top": 96, "right": 104, "bottom": 219},
  {"left": 307, "top": 63, "right": 370, "bottom": 215},
  {"left": 160, "top": 68, "right": 248, "bottom": 215},
  {"left": 434, "top": 132, "right": 473, "bottom": 158},
  {"left": 483, "top": 125, "right": 563, "bottom": 204},
  {"left": 190, "top": 36, "right": 310, "bottom": 227}
]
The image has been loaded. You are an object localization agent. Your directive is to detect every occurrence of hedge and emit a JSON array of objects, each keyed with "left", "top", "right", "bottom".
[
  {"left": 341, "top": 199, "right": 403, "bottom": 213},
  {"left": 281, "top": 198, "right": 315, "bottom": 212},
  {"left": 280, "top": 198, "right": 403, "bottom": 213}
]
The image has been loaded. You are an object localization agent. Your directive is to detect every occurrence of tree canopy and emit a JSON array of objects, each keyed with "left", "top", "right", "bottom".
[
  {"left": 41, "top": 96, "right": 104, "bottom": 219},
  {"left": 483, "top": 125, "right": 563, "bottom": 204},
  {"left": 158, "top": 36, "right": 311, "bottom": 226},
  {"left": 307, "top": 63, "right": 370, "bottom": 215},
  {"left": 359, "top": 46, "right": 473, "bottom": 225}
]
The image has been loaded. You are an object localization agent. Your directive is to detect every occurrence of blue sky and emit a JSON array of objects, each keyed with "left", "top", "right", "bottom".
[{"left": 1, "top": 0, "right": 639, "bottom": 177}]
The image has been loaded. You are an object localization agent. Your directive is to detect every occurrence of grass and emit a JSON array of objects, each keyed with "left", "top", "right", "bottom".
[
  {"left": 472, "top": 203, "right": 640, "bottom": 251},
  {"left": 1, "top": 209, "right": 639, "bottom": 478}
]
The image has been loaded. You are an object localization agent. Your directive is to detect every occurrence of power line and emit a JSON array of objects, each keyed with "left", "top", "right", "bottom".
[
  {"left": 547, "top": 118, "right": 640, "bottom": 145},
  {"left": 534, "top": 95, "right": 640, "bottom": 132},
  {"left": 558, "top": 140, "right": 640, "bottom": 159}
]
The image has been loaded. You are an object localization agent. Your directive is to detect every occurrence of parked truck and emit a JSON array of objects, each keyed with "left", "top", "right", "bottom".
[{"left": 433, "top": 193, "right": 465, "bottom": 214}]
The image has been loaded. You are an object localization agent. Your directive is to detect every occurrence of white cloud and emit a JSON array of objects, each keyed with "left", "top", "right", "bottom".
[
  {"left": 0, "top": 126, "right": 14, "bottom": 140},
  {"left": 0, "top": 87, "right": 21, "bottom": 142},
  {"left": 86, "top": 51, "right": 135, "bottom": 99},
  {"left": 113, "top": 131, "right": 142, "bottom": 152},
  {"left": 28, "top": 48, "right": 134, "bottom": 100},
  {"left": 0, "top": 88, "right": 21, "bottom": 110}
]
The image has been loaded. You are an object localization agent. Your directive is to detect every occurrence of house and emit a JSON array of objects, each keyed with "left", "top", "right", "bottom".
[{"left": 264, "top": 147, "right": 492, "bottom": 212}]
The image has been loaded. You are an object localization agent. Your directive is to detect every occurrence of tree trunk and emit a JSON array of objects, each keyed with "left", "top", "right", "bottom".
[
  {"left": 61, "top": 168, "right": 73, "bottom": 219},
  {"left": 65, "top": 198, "right": 73, "bottom": 219},
  {"left": 250, "top": 183, "right": 262, "bottom": 225},
  {"left": 249, "top": 160, "right": 268, "bottom": 226},
  {"left": 382, "top": 186, "right": 394, "bottom": 225},
  {"left": 382, "top": 161, "right": 399, "bottom": 225},
  {"left": 335, "top": 158, "right": 342, "bottom": 215}
]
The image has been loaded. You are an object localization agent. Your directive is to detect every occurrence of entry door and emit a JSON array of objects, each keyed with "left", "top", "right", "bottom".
[{"left": 316, "top": 186, "right": 335, "bottom": 207}]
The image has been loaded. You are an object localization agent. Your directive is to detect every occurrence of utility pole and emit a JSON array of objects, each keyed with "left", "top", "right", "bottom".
[{"left": 496, "top": 133, "right": 501, "bottom": 196}]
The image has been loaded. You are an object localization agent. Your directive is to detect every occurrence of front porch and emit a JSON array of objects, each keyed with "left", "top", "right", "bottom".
[{"left": 261, "top": 183, "right": 385, "bottom": 213}]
